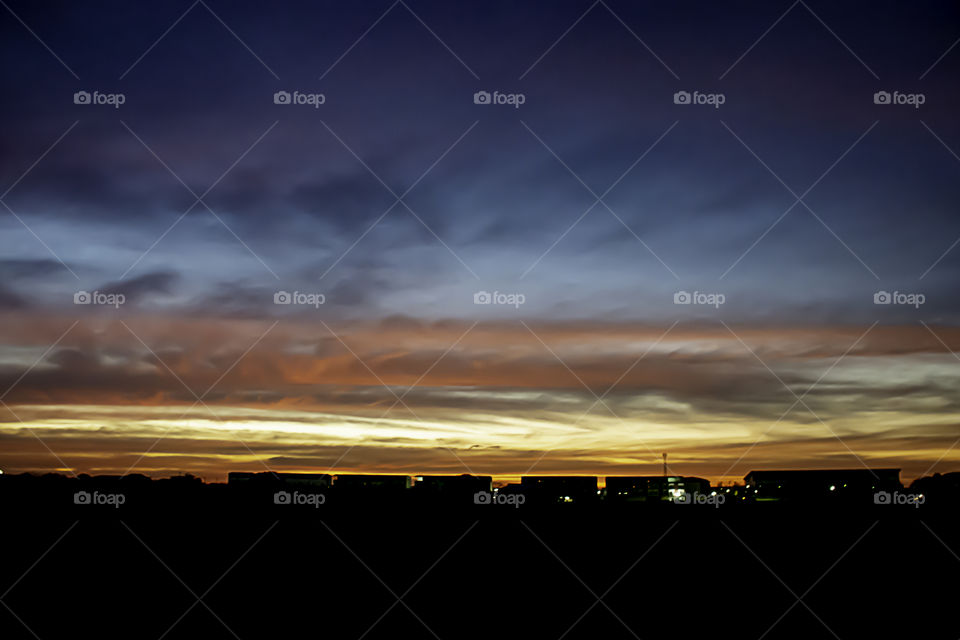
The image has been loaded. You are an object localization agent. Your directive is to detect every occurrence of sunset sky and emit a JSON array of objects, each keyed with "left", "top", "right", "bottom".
[{"left": 1, "top": 1, "right": 959, "bottom": 483}]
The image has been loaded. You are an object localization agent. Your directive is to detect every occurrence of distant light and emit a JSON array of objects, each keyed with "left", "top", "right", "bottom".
[
  {"left": 829, "top": 485, "right": 836, "bottom": 491},
  {"left": 711, "top": 491, "right": 717, "bottom": 496}
]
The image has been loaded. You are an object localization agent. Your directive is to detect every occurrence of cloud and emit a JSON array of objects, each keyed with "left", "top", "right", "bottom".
[
  {"left": 98, "top": 271, "right": 179, "bottom": 303},
  {"left": 0, "top": 258, "right": 72, "bottom": 279},
  {"left": 0, "top": 284, "right": 28, "bottom": 309},
  {"left": 0, "top": 315, "right": 958, "bottom": 438}
]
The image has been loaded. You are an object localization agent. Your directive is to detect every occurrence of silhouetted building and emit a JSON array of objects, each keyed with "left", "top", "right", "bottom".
[
  {"left": 228, "top": 471, "right": 332, "bottom": 489},
  {"left": 333, "top": 474, "right": 412, "bottom": 491},
  {"left": 520, "top": 476, "right": 598, "bottom": 503},
  {"left": 743, "top": 468, "right": 901, "bottom": 501},
  {"left": 413, "top": 474, "right": 492, "bottom": 495},
  {"left": 910, "top": 472, "right": 960, "bottom": 503},
  {"left": 716, "top": 484, "right": 749, "bottom": 502},
  {"left": 497, "top": 483, "right": 524, "bottom": 496},
  {"left": 158, "top": 473, "right": 203, "bottom": 486},
  {"left": 605, "top": 476, "right": 710, "bottom": 502}
]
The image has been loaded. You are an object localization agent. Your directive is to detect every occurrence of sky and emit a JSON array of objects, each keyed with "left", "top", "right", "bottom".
[{"left": 1, "top": 0, "right": 959, "bottom": 484}]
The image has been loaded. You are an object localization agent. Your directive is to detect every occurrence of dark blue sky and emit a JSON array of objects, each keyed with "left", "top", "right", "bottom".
[{"left": 2, "top": 0, "right": 959, "bottom": 324}]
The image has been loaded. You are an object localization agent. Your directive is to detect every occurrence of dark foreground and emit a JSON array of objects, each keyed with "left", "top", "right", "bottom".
[{"left": 1, "top": 482, "right": 957, "bottom": 639}]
